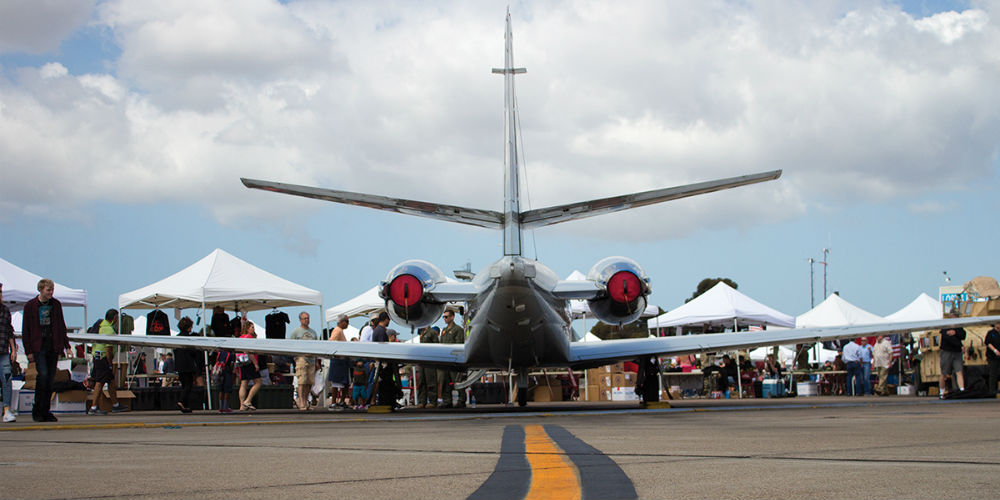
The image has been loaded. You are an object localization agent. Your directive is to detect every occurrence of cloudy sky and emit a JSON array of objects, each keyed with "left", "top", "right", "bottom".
[{"left": 1, "top": 0, "right": 997, "bottom": 333}]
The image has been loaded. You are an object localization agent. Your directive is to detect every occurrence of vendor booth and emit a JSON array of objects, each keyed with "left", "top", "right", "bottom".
[
  {"left": 118, "top": 248, "right": 323, "bottom": 409},
  {"left": 1, "top": 256, "right": 87, "bottom": 323}
]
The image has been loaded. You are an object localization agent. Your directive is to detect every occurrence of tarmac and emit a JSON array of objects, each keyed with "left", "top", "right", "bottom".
[{"left": 1, "top": 395, "right": 998, "bottom": 499}]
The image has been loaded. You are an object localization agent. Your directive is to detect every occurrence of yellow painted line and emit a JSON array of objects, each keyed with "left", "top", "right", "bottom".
[{"left": 523, "top": 424, "right": 581, "bottom": 500}]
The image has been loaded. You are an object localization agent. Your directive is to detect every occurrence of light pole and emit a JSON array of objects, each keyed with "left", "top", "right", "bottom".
[{"left": 808, "top": 258, "right": 816, "bottom": 308}]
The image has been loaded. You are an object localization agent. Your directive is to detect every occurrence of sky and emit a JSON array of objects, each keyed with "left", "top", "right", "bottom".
[{"left": 1, "top": 0, "right": 997, "bottom": 335}]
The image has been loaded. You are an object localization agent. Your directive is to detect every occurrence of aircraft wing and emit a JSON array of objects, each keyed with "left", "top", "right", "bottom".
[
  {"left": 519, "top": 170, "right": 782, "bottom": 229},
  {"left": 241, "top": 178, "right": 504, "bottom": 230},
  {"left": 67, "top": 333, "right": 467, "bottom": 366},
  {"left": 568, "top": 315, "right": 1000, "bottom": 366}
]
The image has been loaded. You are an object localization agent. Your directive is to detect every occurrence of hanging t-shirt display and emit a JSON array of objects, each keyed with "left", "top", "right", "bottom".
[
  {"left": 211, "top": 311, "right": 231, "bottom": 337},
  {"left": 265, "top": 311, "right": 290, "bottom": 339},
  {"left": 146, "top": 309, "right": 170, "bottom": 336}
]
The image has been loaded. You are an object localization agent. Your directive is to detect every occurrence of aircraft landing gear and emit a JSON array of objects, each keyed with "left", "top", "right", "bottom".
[
  {"left": 517, "top": 387, "right": 528, "bottom": 407},
  {"left": 515, "top": 370, "right": 529, "bottom": 407}
]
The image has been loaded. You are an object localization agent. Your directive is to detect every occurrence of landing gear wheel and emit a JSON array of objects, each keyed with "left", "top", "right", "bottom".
[{"left": 517, "top": 387, "right": 528, "bottom": 407}]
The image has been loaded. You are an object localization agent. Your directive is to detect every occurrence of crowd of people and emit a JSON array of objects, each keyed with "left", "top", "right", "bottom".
[{"left": 2, "top": 277, "right": 998, "bottom": 422}]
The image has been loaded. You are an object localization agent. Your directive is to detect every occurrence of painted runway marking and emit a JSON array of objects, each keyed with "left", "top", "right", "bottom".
[
  {"left": 469, "top": 425, "right": 636, "bottom": 500},
  {"left": 524, "top": 425, "right": 581, "bottom": 500}
]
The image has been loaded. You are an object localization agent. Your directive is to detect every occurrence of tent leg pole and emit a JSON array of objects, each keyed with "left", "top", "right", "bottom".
[{"left": 202, "top": 303, "right": 212, "bottom": 411}]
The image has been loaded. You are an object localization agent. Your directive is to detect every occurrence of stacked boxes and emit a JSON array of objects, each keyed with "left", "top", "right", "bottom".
[{"left": 584, "top": 362, "right": 634, "bottom": 402}]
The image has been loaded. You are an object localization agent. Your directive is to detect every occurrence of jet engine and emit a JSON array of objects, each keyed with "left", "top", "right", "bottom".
[
  {"left": 380, "top": 259, "right": 448, "bottom": 328},
  {"left": 586, "top": 256, "right": 651, "bottom": 326}
]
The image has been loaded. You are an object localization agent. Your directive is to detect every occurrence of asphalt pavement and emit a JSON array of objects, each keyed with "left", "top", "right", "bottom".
[{"left": 1, "top": 396, "right": 998, "bottom": 499}]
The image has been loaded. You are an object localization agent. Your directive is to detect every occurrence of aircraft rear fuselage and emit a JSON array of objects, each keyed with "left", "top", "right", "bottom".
[{"left": 465, "top": 256, "right": 573, "bottom": 369}]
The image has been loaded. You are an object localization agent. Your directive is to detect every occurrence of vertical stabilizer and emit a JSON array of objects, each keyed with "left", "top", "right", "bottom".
[{"left": 492, "top": 12, "right": 526, "bottom": 256}]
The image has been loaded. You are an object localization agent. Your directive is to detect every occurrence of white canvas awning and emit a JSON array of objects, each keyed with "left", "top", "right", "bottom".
[
  {"left": 884, "top": 293, "right": 942, "bottom": 322},
  {"left": 325, "top": 286, "right": 383, "bottom": 323},
  {"left": 119, "top": 249, "right": 323, "bottom": 311},
  {"left": 796, "top": 293, "right": 884, "bottom": 328},
  {"left": 647, "top": 281, "right": 795, "bottom": 329},
  {"left": 0, "top": 256, "right": 87, "bottom": 311}
]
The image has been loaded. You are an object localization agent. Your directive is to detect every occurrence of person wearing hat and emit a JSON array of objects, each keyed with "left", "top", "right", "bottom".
[
  {"left": 0, "top": 282, "right": 17, "bottom": 422},
  {"left": 415, "top": 326, "right": 439, "bottom": 408}
]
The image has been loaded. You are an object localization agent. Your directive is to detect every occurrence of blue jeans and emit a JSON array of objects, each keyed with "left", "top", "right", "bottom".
[
  {"left": 862, "top": 362, "right": 872, "bottom": 395},
  {"left": 0, "top": 354, "right": 11, "bottom": 409},
  {"left": 32, "top": 350, "right": 59, "bottom": 418},
  {"left": 846, "top": 361, "right": 863, "bottom": 396}
]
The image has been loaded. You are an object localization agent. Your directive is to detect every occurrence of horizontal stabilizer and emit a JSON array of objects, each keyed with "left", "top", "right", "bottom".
[
  {"left": 520, "top": 170, "right": 782, "bottom": 229},
  {"left": 241, "top": 178, "right": 503, "bottom": 230}
]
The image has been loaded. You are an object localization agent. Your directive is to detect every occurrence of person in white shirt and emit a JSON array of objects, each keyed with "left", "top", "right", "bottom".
[{"left": 872, "top": 336, "right": 893, "bottom": 396}]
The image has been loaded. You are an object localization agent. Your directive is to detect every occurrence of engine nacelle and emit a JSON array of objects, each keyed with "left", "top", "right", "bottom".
[
  {"left": 380, "top": 259, "right": 448, "bottom": 328},
  {"left": 586, "top": 256, "right": 651, "bottom": 326}
]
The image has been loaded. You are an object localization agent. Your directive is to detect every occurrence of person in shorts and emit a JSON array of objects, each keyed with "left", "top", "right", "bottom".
[
  {"left": 938, "top": 314, "right": 967, "bottom": 398},
  {"left": 237, "top": 322, "right": 262, "bottom": 411},
  {"left": 351, "top": 355, "right": 369, "bottom": 410},
  {"left": 89, "top": 309, "right": 121, "bottom": 415}
]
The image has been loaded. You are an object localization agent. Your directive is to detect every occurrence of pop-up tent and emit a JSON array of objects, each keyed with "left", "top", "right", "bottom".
[
  {"left": 119, "top": 249, "right": 322, "bottom": 312},
  {"left": 647, "top": 281, "right": 795, "bottom": 330},
  {"left": 325, "top": 286, "right": 382, "bottom": 323},
  {"left": 119, "top": 248, "right": 324, "bottom": 407},
  {"left": 884, "top": 293, "right": 942, "bottom": 322},
  {"left": 796, "top": 293, "right": 884, "bottom": 328},
  {"left": 0, "top": 256, "right": 87, "bottom": 316}
]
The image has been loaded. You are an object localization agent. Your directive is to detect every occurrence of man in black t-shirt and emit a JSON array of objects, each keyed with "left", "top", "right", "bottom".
[
  {"left": 938, "top": 315, "right": 967, "bottom": 398},
  {"left": 985, "top": 322, "right": 1000, "bottom": 397}
]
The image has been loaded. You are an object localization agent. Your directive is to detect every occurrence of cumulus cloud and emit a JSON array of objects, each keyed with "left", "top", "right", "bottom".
[
  {"left": 0, "top": 0, "right": 998, "bottom": 242},
  {"left": 0, "top": 0, "right": 93, "bottom": 53}
]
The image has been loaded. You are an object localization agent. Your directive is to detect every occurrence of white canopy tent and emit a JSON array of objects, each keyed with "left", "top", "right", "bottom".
[
  {"left": 884, "top": 293, "right": 942, "bottom": 323},
  {"left": 796, "top": 293, "right": 884, "bottom": 328},
  {"left": 647, "top": 281, "right": 796, "bottom": 330},
  {"left": 119, "top": 249, "right": 323, "bottom": 312},
  {"left": 118, "top": 248, "right": 324, "bottom": 408},
  {"left": 1, "top": 257, "right": 87, "bottom": 328},
  {"left": 324, "top": 278, "right": 468, "bottom": 327},
  {"left": 325, "top": 286, "right": 383, "bottom": 323}
]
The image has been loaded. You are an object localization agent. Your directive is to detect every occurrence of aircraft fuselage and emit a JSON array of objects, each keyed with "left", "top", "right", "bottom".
[{"left": 464, "top": 256, "right": 574, "bottom": 369}]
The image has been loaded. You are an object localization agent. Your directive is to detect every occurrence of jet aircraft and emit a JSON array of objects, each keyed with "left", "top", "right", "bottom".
[{"left": 70, "top": 13, "right": 1000, "bottom": 406}]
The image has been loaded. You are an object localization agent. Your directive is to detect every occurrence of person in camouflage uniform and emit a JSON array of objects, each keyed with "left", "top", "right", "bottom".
[
  {"left": 436, "top": 310, "right": 466, "bottom": 408},
  {"left": 416, "top": 326, "right": 439, "bottom": 408}
]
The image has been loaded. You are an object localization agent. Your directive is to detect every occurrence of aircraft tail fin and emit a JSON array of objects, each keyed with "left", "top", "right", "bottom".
[{"left": 519, "top": 170, "right": 781, "bottom": 229}]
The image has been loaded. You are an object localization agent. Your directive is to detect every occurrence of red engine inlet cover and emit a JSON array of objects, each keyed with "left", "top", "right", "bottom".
[
  {"left": 608, "top": 271, "right": 642, "bottom": 303},
  {"left": 389, "top": 274, "right": 423, "bottom": 306}
]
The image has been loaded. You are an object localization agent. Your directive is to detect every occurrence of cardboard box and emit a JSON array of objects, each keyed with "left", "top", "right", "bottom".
[
  {"left": 53, "top": 369, "right": 71, "bottom": 383},
  {"left": 584, "top": 384, "right": 602, "bottom": 402},
  {"left": 612, "top": 372, "right": 636, "bottom": 387},
  {"left": 796, "top": 381, "right": 818, "bottom": 397},
  {"left": 13, "top": 388, "right": 34, "bottom": 413},
  {"left": 532, "top": 383, "right": 563, "bottom": 402},
  {"left": 611, "top": 386, "right": 640, "bottom": 401},
  {"left": 611, "top": 362, "right": 625, "bottom": 374},
  {"left": 51, "top": 390, "right": 88, "bottom": 413},
  {"left": 596, "top": 375, "right": 613, "bottom": 388},
  {"left": 86, "top": 390, "right": 136, "bottom": 412},
  {"left": 897, "top": 385, "right": 914, "bottom": 396},
  {"left": 598, "top": 389, "right": 612, "bottom": 401}
]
